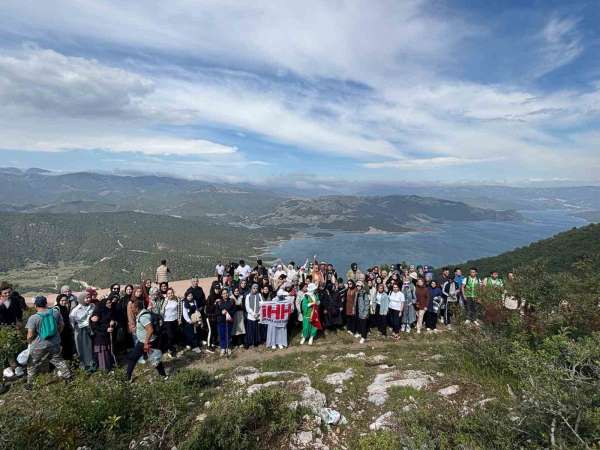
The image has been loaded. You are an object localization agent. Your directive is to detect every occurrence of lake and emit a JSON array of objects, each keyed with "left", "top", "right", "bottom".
[{"left": 266, "top": 210, "right": 588, "bottom": 269}]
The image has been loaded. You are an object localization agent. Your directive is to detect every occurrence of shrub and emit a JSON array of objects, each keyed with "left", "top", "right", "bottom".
[
  {"left": 181, "top": 388, "right": 305, "bottom": 450},
  {"left": 0, "top": 325, "right": 27, "bottom": 368}
]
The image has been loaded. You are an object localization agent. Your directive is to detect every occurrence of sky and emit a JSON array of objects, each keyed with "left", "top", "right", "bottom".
[{"left": 0, "top": 0, "right": 599, "bottom": 187}]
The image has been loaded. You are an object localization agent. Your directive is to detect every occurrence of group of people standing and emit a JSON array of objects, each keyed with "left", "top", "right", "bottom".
[{"left": 0, "top": 257, "right": 512, "bottom": 389}]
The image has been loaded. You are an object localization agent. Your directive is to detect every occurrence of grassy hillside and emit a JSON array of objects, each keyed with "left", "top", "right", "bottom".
[
  {"left": 455, "top": 222, "right": 600, "bottom": 274},
  {"left": 0, "top": 212, "right": 289, "bottom": 290}
]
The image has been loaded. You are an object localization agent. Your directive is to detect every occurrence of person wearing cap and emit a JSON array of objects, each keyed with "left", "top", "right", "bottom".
[
  {"left": 25, "top": 296, "right": 72, "bottom": 388},
  {"left": 300, "top": 283, "right": 320, "bottom": 345}
]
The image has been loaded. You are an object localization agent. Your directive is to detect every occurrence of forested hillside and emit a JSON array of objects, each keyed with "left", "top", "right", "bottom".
[
  {"left": 0, "top": 212, "right": 288, "bottom": 290},
  {"left": 456, "top": 223, "right": 600, "bottom": 274}
]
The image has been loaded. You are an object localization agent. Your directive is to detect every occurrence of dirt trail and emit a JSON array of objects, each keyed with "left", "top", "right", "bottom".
[{"left": 32, "top": 277, "right": 216, "bottom": 306}]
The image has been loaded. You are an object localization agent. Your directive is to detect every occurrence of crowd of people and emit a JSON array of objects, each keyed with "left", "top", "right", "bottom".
[{"left": 0, "top": 257, "right": 515, "bottom": 390}]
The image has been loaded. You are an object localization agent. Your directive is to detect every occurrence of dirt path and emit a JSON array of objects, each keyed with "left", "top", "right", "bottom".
[{"left": 31, "top": 277, "right": 216, "bottom": 306}]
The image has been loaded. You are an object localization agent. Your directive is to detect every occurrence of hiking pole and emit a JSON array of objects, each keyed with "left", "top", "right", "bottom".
[{"left": 109, "top": 330, "right": 118, "bottom": 368}]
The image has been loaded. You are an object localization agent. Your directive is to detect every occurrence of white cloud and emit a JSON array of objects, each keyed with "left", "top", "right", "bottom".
[
  {"left": 363, "top": 156, "right": 497, "bottom": 169},
  {"left": 533, "top": 15, "right": 583, "bottom": 78},
  {"left": 0, "top": 46, "right": 153, "bottom": 117}
]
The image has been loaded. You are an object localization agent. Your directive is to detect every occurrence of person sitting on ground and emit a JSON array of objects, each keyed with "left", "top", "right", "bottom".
[{"left": 25, "top": 296, "right": 72, "bottom": 389}]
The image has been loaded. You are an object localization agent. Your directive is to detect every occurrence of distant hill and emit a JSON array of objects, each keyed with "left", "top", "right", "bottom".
[
  {"left": 355, "top": 185, "right": 600, "bottom": 211},
  {"left": 454, "top": 223, "right": 600, "bottom": 275},
  {"left": 256, "top": 195, "right": 521, "bottom": 232},
  {"left": 0, "top": 169, "right": 283, "bottom": 220},
  {"left": 0, "top": 212, "right": 288, "bottom": 290}
]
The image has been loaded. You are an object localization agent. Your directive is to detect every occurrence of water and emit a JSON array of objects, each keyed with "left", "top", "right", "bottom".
[{"left": 266, "top": 210, "right": 587, "bottom": 269}]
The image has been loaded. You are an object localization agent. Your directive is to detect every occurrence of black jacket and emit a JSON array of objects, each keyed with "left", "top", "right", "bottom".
[{"left": 0, "top": 292, "right": 25, "bottom": 325}]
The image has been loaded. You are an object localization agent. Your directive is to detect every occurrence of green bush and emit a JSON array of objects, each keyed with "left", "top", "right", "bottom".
[
  {"left": 0, "top": 325, "right": 27, "bottom": 368},
  {"left": 181, "top": 388, "right": 305, "bottom": 450},
  {"left": 0, "top": 368, "right": 217, "bottom": 450}
]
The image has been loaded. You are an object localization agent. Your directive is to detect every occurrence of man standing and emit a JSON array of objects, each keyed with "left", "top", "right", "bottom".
[
  {"left": 235, "top": 259, "right": 252, "bottom": 281},
  {"left": 126, "top": 304, "right": 168, "bottom": 381},
  {"left": 0, "top": 281, "right": 25, "bottom": 326},
  {"left": 155, "top": 259, "right": 170, "bottom": 284},
  {"left": 484, "top": 271, "right": 504, "bottom": 289},
  {"left": 215, "top": 261, "right": 225, "bottom": 283},
  {"left": 25, "top": 296, "right": 72, "bottom": 389},
  {"left": 346, "top": 263, "right": 363, "bottom": 282},
  {"left": 462, "top": 268, "right": 482, "bottom": 324},
  {"left": 253, "top": 259, "right": 268, "bottom": 279}
]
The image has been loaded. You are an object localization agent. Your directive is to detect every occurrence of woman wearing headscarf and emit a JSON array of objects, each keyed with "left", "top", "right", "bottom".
[
  {"left": 425, "top": 280, "right": 442, "bottom": 332},
  {"left": 244, "top": 283, "right": 262, "bottom": 349},
  {"left": 259, "top": 284, "right": 272, "bottom": 342},
  {"left": 344, "top": 280, "right": 358, "bottom": 336},
  {"left": 56, "top": 294, "right": 75, "bottom": 360},
  {"left": 230, "top": 286, "right": 246, "bottom": 347},
  {"left": 401, "top": 276, "right": 417, "bottom": 333},
  {"left": 204, "top": 282, "right": 222, "bottom": 352},
  {"left": 356, "top": 280, "right": 370, "bottom": 344},
  {"left": 60, "top": 285, "right": 78, "bottom": 310},
  {"left": 266, "top": 282, "right": 291, "bottom": 350},
  {"left": 415, "top": 278, "right": 430, "bottom": 334},
  {"left": 216, "top": 288, "right": 236, "bottom": 356},
  {"left": 69, "top": 289, "right": 96, "bottom": 371},
  {"left": 300, "top": 283, "right": 320, "bottom": 345},
  {"left": 182, "top": 291, "right": 202, "bottom": 353},
  {"left": 90, "top": 296, "right": 117, "bottom": 372},
  {"left": 113, "top": 284, "right": 132, "bottom": 352}
]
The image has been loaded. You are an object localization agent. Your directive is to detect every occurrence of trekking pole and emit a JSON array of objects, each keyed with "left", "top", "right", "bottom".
[{"left": 109, "top": 330, "right": 118, "bottom": 368}]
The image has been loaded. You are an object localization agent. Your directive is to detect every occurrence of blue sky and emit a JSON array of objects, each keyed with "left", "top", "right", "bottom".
[{"left": 0, "top": 0, "right": 599, "bottom": 187}]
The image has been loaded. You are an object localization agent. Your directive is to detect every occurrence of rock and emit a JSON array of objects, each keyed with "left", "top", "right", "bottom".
[
  {"left": 334, "top": 387, "right": 342, "bottom": 394},
  {"left": 334, "top": 352, "right": 365, "bottom": 360},
  {"left": 437, "top": 385, "right": 460, "bottom": 397},
  {"left": 203, "top": 401, "right": 211, "bottom": 408},
  {"left": 367, "top": 371, "right": 433, "bottom": 406},
  {"left": 378, "top": 364, "right": 395, "bottom": 370},
  {"left": 325, "top": 368, "right": 354, "bottom": 386},
  {"left": 428, "top": 354, "right": 444, "bottom": 361},
  {"left": 402, "top": 404, "right": 415, "bottom": 412},
  {"left": 369, "top": 411, "right": 394, "bottom": 431},
  {"left": 294, "top": 431, "right": 313, "bottom": 447},
  {"left": 236, "top": 369, "right": 298, "bottom": 384},
  {"left": 195, "top": 413, "right": 207, "bottom": 422},
  {"left": 369, "top": 354, "right": 387, "bottom": 363},
  {"left": 475, "top": 397, "right": 496, "bottom": 408}
]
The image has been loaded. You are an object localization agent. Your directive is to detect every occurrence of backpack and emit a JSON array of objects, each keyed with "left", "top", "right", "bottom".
[{"left": 37, "top": 310, "right": 58, "bottom": 340}]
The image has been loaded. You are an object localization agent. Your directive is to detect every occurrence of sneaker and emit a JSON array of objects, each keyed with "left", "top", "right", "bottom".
[
  {"left": 426, "top": 328, "right": 432, "bottom": 333},
  {"left": 278, "top": 345, "right": 284, "bottom": 349},
  {"left": 354, "top": 333, "right": 360, "bottom": 338},
  {"left": 347, "top": 330, "right": 353, "bottom": 335},
  {"left": 271, "top": 345, "right": 277, "bottom": 350},
  {"left": 14, "top": 366, "right": 24, "bottom": 377},
  {"left": 201, "top": 340, "right": 207, "bottom": 346},
  {"left": 359, "top": 338, "right": 365, "bottom": 344},
  {"left": 138, "top": 357, "right": 146, "bottom": 364},
  {"left": 185, "top": 345, "right": 192, "bottom": 351},
  {"left": 308, "top": 337, "right": 314, "bottom": 346},
  {"left": 192, "top": 347, "right": 202, "bottom": 353},
  {"left": 464, "top": 319, "right": 471, "bottom": 325},
  {"left": 3, "top": 367, "right": 14, "bottom": 378},
  {"left": 417, "top": 329, "right": 421, "bottom": 334},
  {"left": 226, "top": 349, "right": 232, "bottom": 356},
  {"left": 163, "top": 376, "right": 169, "bottom": 381},
  {"left": 300, "top": 337, "right": 305, "bottom": 345},
  {"left": 219, "top": 349, "right": 225, "bottom": 356}
]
